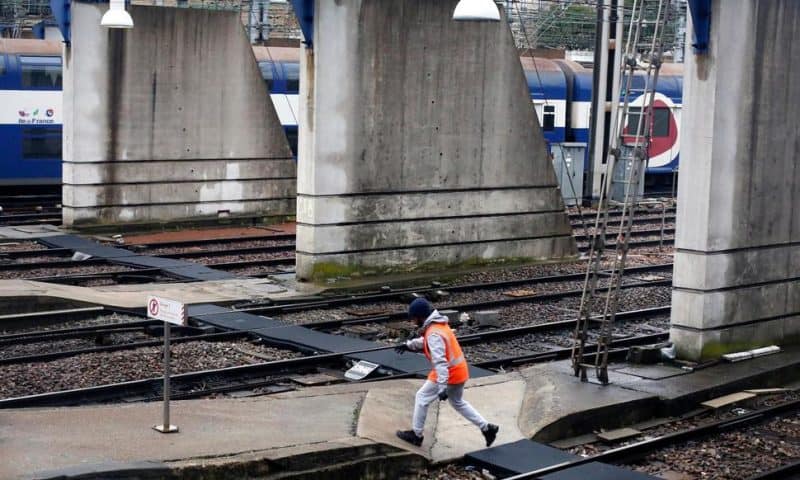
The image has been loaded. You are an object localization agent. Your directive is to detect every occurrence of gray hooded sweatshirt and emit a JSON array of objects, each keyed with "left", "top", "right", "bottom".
[{"left": 405, "top": 310, "right": 451, "bottom": 390}]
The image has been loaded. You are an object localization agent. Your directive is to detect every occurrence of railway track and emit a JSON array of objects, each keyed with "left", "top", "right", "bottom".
[
  {"left": 512, "top": 396, "right": 800, "bottom": 480},
  {"left": 0, "top": 305, "right": 669, "bottom": 408},
  {"left": 0, "top": 225, "right": 673, "bottom": 285}
]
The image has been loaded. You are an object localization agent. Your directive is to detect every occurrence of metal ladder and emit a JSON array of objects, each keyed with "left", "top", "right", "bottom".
[{"left": 570, "top": 0, "right": 671, "bottom": 385}]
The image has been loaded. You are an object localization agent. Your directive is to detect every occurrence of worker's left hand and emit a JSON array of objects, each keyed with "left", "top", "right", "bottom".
[{"left": 437, "top": 389, "right": 448, "bottom": 402}]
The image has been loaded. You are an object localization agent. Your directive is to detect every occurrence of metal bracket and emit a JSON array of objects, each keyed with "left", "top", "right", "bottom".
[
  {"left": 49, "top": 0, "right": 71, "bottom": 45},
  {"left": 687, "top": 0, "right": 711, "bottom": 54},
  {"left": 289, "top": 0, "right": 314, "bottom": 48}
]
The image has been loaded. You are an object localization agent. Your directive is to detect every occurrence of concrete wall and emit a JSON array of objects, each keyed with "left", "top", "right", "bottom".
[
  {"left": 671, "top": 0, "right": 800, "bottom": 360},
  {"left": 63, "top": 3, "right": 296, "bottom": 226},
  {"left": 296, "top": 0, "right": 576, "bottom": 281}
]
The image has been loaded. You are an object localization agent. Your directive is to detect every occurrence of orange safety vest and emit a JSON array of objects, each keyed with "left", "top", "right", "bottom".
[{"left": 422, "top": 323, "right": 469, "bottom": 384}]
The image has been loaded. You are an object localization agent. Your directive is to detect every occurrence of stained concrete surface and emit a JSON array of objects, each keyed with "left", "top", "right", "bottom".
[
  {"left": 672, "top": 0, "right": 800, "bottom": 359},
  {"left": 62, "top": 4, "right": 296, "bottom": 226},
  {"left": 0, "top": 278, "right": 292, "bottom": 310},
  {"left": 5, "top": 350, "right": 800, "bottom": 479},
  {"left": 296, "top": 0, "right": 576, "bottom": 281}
]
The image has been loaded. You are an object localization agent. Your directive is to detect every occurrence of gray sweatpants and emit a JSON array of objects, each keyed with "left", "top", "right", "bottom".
[{"left": 412, "top": 380, "right": 488, "bottom": 436}]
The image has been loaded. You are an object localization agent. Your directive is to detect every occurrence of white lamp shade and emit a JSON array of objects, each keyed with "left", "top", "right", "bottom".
[
  {"left": 101, "top": 0, "right": 134, "bottom": 28},
  {"left": 452, "top": 0, "right": 501, "bottom": 21}
]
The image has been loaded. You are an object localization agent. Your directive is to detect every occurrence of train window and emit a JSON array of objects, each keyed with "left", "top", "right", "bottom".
[
  {"left": 626, "top": 107, "right": 643, "bottom": 135},
  {"left": 0, "top": 56, "right": 5, "bottom": 75},
  {"left": 22, "top": 128, "right": 62, "bottom": 159},
  {"left": 20, "top": 56, "right": 62, "bottom": 88},
  {"left": 259, "top": 61, "right": 274, "bottom": 91},
  {"left": 542, "top": 105, "right": 555, "bottom": 131},
  {"left": 283, "top": 63, "right": 300, "bottom": 93},
  {"left": 627, "top": 107, "right": 670, "bottom": 138},
  {"left": 652, "top": 107, "right": 670, "bottom": 137},
  {"left": 286, "top": 129, "right": 298, "bottom": 158}
]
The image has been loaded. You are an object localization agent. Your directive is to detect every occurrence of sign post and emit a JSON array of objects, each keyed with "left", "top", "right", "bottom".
[{"left": 147, "top": 295, "right": 186, "bottom": 434}]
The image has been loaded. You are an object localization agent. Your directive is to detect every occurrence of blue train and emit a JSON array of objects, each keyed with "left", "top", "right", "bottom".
[
  {"left": 0, "top": 41, "right": 682, "bottom": 190},
  {"left": 0, "top": 39, "right": 63, "bottom": 186}
]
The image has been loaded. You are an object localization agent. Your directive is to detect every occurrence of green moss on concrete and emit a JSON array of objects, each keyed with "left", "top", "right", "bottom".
[
  {"left": 308, "top": 254, "right": 579, "bottom": 284},
  {"left": 698, "top": 340, "right": 776, "bottom": 362}
]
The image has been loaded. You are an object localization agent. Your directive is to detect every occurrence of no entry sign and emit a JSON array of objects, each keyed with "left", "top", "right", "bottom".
[{"left": 146, "top": 296, "right": 187, "bottom": 326}]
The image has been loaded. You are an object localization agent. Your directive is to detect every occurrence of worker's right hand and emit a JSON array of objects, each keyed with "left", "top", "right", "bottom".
[{"left": 394, "top": 343, "right": 409, "bottom": 355}]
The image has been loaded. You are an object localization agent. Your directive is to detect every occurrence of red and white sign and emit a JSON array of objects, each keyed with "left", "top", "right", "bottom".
[{"left": 146, "top": 296, "right": 187, "bottom": 326}]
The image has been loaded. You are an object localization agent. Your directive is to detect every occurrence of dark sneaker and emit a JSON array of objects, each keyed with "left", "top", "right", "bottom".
[
  {"left": 396, "top": 429, "right": 423, "bottom": 446},
  {"left": 482, "top": 424, "right": 499, "bottom": 447}
]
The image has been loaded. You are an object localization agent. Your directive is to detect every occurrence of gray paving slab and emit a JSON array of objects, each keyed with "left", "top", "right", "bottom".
[
  {"left": 465, "top": 439, "right": 577, "bottom": 476},
  {"left": 0, "top": 225, "right": 63, "bottom": 240},
  {"left": 0, "top": 392, "right": 366, "bottom": 480},
  {"left": 549, "top": 347, "right": 800, "bottom": 405},
  {"left": 2, "top": 347, "right": 799, "bottom": 479},
  {"left": 614, "top": 364, "right": 689, "bottom": 380}
]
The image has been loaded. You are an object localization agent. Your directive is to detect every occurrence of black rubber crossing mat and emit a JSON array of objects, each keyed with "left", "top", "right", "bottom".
[
  {"left": 110, "top": 256, "right": 194, "bottom": 268},
  {"left": 188, "top": 304, "right": 234, "bottom": 317},
  {"left": 38, "top": 235, "right": 136, "bottom": 258},
  {"left": 37, "top": 234, "right": 236, "bottom": 281},
  {"left": 192, "top": 306, "right": 494, "bottom": 377},
  {"left": 195, "top": 311, "right": 284, "bottom": 331},
  {"left": 466, "top": 439, "right": 577, "bottom": 476},
  {"left": 253, "top": 325, "right": 379, "bottom": 353},
  {"left": 164, "top": 265, "right": 237, "bottom": 281},
  {"left": 466, "top": 439, "right": 658, "bottom": 479}
]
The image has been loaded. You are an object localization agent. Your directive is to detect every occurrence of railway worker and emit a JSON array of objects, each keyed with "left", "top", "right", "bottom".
[{"left": 394, "top": 298, "right": 499, "bottom": 447}]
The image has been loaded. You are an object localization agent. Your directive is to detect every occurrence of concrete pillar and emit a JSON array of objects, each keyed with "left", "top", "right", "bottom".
[
  {"left": 62, "top": 3, "right": 296, "bottom": 226},
  {"left": 296, "top": 0, "right": 577, "bottom": 282},
  {"left": 671, "top": 0, "right": 800, "bottom": 360}
]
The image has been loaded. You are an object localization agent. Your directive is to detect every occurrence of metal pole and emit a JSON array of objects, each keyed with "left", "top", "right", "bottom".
[
  {"left": 659, "top": 200, "right": 667, "bottom": 249},
  {"left": 154, "top": 322, "right": 178, "bottom": 433},
  {"left": 163, "top": 322, "right": 170, "bottom": 426}
]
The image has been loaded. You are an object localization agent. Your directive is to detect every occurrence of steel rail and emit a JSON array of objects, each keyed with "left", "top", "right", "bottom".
[
  {"left": 0, "top": 257, "right": 109, "bottom": 271},
  {"left": 202, "top": 256, "right": 296, "bottom": 270},
  {"left": 232, "top": 263, "right": 673, "bottom": 316},
  {"left": 155, "top": 243, "right": 296, "bottom": 259},
  {"left": 746, "top": 460, "right": 800, "bottom": 480},
  {"left": 457, "top": 306, "right": 670, "bottom": 345},
  {"left": 504, "top": 398, "right": 800, "bottom": 480},
  {"left": 0, "top": 320, "right": 160, "bottom": 344},
  {"left": 0, "top": 330, "right": 251, "bottom": 366},
  {"left": 0, "top": 317, "right": 669, "bottom": 409},
  {"left": 474, "top": 332, "right": 668, "bottom": 369},
  {"left": 294, "top": 279, "right": 672, "bottom": 331},
  {"left": 26, "top": 268, "right": 173, "bottom": 285},
  {"left": 0, "top": 307, "right": 106, "bottom": 332},
  {"left": 124, "top": 233, "right": 297, "bottom": 249},
  {"left": 0, "top": 247, "right": 72, "bottom": 258}
]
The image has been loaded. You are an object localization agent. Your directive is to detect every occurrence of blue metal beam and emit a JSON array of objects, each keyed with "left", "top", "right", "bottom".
[
  {"left": 687, "top": 0, "right": 711, "bottom": 54},
  {"left": 49, "top": 0, "right": 71, "bottom": 44},
  {"left": 289, "top": 0, "right": 313, "bottom": 47}
]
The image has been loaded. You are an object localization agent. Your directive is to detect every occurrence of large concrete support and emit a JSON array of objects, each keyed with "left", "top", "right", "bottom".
[
  {"left": 296, "top": 0, "right": 576, "bottom": 282},
  {"left": 63, "top": 4, "right": 296, "bottom": 226},
  {"left": 671, "top": 0, "right": 800, "bottom": 360}
]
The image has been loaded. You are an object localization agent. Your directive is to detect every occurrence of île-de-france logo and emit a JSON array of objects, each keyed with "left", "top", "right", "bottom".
[{"left": 18, "top": 107, "right": 55, "bottom": 124}]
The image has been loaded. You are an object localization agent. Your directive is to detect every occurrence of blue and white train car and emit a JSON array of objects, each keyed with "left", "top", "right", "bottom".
[
  {"left": 520, "top": 56, "right": 567, "bottom": 146},
  {"left": 0, "top": 39, "right": 62, "bottom": 185},
  {"left": 554, "top": 59, "right": 683, "bottom": 177},
  {"left": 253, "top": 46, "right": 300, "bottom": 158}
]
